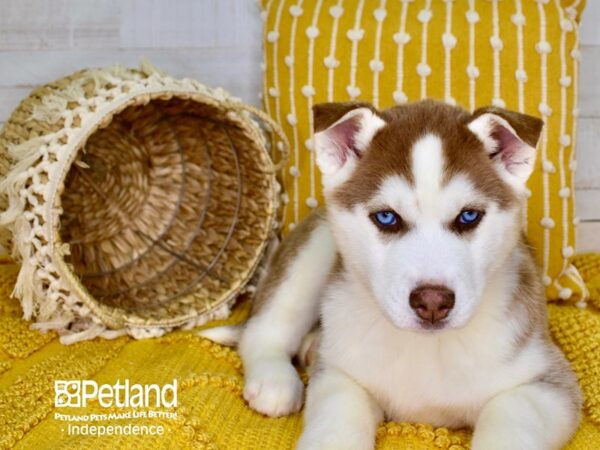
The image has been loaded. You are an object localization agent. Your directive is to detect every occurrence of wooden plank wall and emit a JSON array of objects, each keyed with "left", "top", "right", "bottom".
[
  {"left": 0, "top": 0, "right": 264, "bottom": 115},
  {"left": 578, "top": 1, "right": 600, "bottom": 252},
  {"left": 0, "top": 0, "right": 598, "bottom": 252}
]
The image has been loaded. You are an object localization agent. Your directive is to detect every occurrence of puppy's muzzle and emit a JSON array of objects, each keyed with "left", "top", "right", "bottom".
[{"left": 409, "top": 285, "right": 455, "bottom": 324}]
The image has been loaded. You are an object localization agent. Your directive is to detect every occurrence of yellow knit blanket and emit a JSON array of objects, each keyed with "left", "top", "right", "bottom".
[{"left": 0, "top": 255, "right": 599, "bottom": 449}]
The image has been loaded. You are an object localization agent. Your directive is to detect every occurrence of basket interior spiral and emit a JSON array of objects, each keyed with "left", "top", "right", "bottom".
[{"left": 58, "top": 96, "right": 276, "bottom": 321}]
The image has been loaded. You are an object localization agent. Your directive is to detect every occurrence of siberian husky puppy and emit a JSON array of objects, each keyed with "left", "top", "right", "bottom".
[{"left": 201, "top": 100, "right": 581, "bottom": 450}]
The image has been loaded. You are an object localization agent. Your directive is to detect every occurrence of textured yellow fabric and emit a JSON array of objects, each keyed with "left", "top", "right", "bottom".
[
  {"left": 570, "top": 253, "right": 600, "bottom": 309},
  {"left": 261, "top": 0, "right": 587, "bottom": 301},
  {"left": 0, "top": 256, "right": 597, "bottom": 449}
]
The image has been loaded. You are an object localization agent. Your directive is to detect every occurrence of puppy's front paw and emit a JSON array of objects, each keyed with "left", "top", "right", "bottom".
[
  {"left": 471, "top": 431, "right": 541, "bottom": 450},
  {"left": 244, "top": 359, "right": 304, "bottom": 417},
  {"left": 296, "top": 429, "right": 373, "bottom": 450}
]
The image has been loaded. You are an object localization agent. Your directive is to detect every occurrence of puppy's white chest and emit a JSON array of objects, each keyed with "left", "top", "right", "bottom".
[{"left": 319, "top": 287, "right": 546, "bottom": 427}]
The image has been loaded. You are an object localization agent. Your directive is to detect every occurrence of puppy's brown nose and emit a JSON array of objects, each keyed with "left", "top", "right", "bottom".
[{"left": 409, "top": 285, "right": 455, "bottom": 324}]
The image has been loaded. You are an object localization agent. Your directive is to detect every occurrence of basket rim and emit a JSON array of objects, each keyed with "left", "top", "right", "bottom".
[{"left": 49, "top": 86, "right": 279, "bottom": 329}]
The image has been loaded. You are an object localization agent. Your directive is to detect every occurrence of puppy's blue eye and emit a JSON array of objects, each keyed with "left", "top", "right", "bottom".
[
  {"left": 374, "top": 211, "right": 398, "bottom": 226},
  {"left": 458, "top": 210, "right": 480, "bottom": 224}
]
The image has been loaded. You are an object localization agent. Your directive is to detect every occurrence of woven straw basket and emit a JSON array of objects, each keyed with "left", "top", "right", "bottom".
[{"left": 0, "top": 63, "right": 288, "bottom": 343}]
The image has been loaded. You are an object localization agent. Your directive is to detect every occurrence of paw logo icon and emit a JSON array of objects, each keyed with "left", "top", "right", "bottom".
[{"left": 55, "top": 380, "right": 81, "bottom": 407}]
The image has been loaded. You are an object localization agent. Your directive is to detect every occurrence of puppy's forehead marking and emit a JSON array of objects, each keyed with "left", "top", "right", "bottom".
[
  {"left": 411, "top": 134, "right": 444, "bottom": 217},
  {"left": 331, "top": 100, "right": 517, "bottom": 210}
]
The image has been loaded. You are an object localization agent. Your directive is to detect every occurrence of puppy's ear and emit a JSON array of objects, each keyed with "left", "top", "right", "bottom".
[
  {"left": 313, "top": 102, "right": 377, "bottom": 132},
  {"left": 312, "top": 102, "right": 385, "bottom": 189},
  {"left": 468, "top": 106, "right": 544, "bottom": 189}
]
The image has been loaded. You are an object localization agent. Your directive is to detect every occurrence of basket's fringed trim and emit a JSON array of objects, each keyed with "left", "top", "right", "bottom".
[{"left": 0, "top": 62, "right": 288, "bottom": 343}]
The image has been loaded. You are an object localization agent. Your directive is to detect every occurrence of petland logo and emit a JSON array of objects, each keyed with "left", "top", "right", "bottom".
[{"left": 55, "top": 379, "right": 178, "bottom": 408}]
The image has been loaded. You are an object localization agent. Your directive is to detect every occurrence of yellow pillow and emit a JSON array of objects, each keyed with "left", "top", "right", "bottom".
[{"left": 261, "top": 0, "right": 587, "bottom": 302}]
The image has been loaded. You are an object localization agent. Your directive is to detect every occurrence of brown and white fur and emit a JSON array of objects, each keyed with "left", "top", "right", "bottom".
[{"left": 200, "top": 100, "right": 581, "bottom": 450}]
